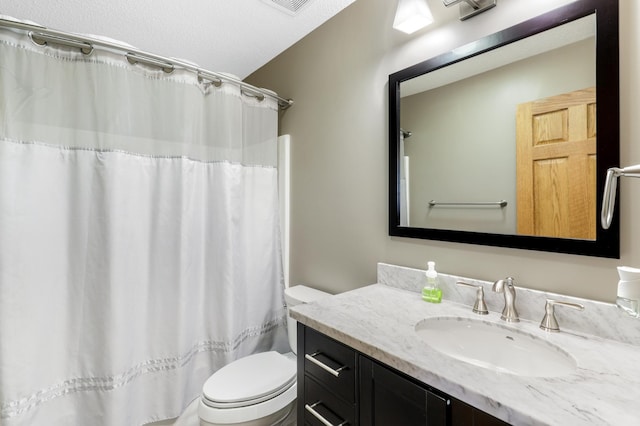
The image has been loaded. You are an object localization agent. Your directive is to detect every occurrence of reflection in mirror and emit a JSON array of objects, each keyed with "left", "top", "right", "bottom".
[
  {"left": 401, "top": 16, "right": 594, "bottom": 237},
  {"left": 389, "top": 0, "right": 619, "bottom": 258}
]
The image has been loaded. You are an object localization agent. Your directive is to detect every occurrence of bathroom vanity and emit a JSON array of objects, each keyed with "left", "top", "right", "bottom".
[
  {"left": 298, "top": 324, "right": 507, "bottom": 425},
  {"left": 291, "top": 264, "right": 640, "bottom": 425}
]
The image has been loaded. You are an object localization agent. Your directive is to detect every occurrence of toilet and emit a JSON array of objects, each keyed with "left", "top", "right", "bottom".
[{"left": 176, "top": 285, "right": 330, "bottom": 426}]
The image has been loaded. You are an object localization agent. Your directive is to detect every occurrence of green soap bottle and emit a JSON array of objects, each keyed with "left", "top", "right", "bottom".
[{"left": 422, "top": 261, "right": 442, "bottom": 303}]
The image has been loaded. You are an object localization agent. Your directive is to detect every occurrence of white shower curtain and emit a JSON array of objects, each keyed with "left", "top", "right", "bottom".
[
  {"left": 399, "top": 132, "right": 410, "bottom": 226},
  {"left": 0, "top": 28, "right": 288, "bottom": 425}
]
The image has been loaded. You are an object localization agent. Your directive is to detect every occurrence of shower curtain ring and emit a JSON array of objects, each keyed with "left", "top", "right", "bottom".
[
  {"left": 29, "top": 31, "right": 94, "bottom": 55},
  {"left": 197, "top": 72, "right": 223, "bottom": 88}
]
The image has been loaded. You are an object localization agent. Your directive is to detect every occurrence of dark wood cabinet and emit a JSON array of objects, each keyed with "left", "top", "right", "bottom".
[
  {"left": 360, "top": 356, "right": 448, "bottom": 426},
  {"left": 298, "top": 325, "right": 357, "bottom": 425},
  {"left": 298, "top": 323, "right": 511, "bottom": 426},
  {"left": 450, "top": 398, "right": 511, "bottom": 426}
]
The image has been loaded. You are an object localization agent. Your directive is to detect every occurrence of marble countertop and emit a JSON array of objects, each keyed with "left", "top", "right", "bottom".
[{"left": 291, "top": 283, "right": 640, "bottom": 426}]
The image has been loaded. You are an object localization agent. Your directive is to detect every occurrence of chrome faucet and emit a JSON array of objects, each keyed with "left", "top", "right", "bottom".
[{"left": 492, "top": 277, "right": 519, "bottom": 322}]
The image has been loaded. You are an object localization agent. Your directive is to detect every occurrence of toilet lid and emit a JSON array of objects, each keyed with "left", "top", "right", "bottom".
[{"left": 202, "top": 351, "right": 296, "bottom": 407}]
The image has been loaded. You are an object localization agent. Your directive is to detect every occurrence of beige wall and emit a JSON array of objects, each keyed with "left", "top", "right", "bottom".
[{"left": 247, "top": 0, "right": 640, "bottom": 302}]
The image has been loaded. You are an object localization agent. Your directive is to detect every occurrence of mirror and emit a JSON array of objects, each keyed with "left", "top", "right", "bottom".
[{"left": 388, "top": 0, "right": 619, "bottom": 258}]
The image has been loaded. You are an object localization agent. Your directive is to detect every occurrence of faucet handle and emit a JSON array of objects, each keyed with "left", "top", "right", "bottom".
[
  {"left": 456, "top": 281, "right": 489, "bottom": 315},
  {"left": 539, "top": 299, "right": 585, "bottom": 332}
]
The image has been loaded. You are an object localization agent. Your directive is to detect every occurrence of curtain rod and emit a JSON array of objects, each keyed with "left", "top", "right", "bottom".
[{"left": 0, "top": 18, "right": 294, "bottom": 110}]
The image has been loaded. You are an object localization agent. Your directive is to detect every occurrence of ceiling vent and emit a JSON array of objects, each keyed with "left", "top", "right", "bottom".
[{"left": 263, "top": 0, "right": 313, "bottom": 15}]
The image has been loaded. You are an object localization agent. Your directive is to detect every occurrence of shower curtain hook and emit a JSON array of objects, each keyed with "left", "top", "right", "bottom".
[
  {"left": 29, "top": 31, "right": 94, "bottom": 55},
  {"left": 197, "top": 71, "right": 223, "bottom": 88}
]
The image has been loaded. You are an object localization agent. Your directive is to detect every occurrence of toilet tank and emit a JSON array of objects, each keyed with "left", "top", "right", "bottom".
[{"left": 284, "top": 285, "right": 331, "bottom": 354}]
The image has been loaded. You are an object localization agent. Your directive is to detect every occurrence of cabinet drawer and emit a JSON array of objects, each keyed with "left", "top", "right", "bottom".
[
  {"left": 304, "top": 327, "right": 356, "bottom": 403},
  {"left": 304, "top": 376, "right": 355, "bottom": 426}
]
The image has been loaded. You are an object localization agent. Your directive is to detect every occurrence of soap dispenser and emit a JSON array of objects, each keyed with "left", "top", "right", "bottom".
[{"left": 422, "top": 261, "right": 442, "bottom": 303}]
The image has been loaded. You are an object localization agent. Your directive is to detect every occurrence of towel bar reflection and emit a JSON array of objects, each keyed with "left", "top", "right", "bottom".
[{"left": 428, "top": 200, "right": 508, "bottom": 208}]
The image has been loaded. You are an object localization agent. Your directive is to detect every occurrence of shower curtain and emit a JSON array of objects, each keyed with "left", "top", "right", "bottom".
[
  {"left": 399, "top": 132, "right": 410, "bottom": 226},
  {"left": 0, "top": 27, "right": 288, "bottom": 425}
]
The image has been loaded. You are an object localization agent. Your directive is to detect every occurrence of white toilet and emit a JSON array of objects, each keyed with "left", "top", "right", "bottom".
[{"left": 176, "top": 285, "right": 330, "bottom": 426}]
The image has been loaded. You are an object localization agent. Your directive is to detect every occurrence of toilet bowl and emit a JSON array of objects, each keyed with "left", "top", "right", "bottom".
[
  {"left": 176, "top": 285, "right": 330, "bottom": 426},
  {"left": 198, "top": 351, "right": 297, "bottom": 425}
]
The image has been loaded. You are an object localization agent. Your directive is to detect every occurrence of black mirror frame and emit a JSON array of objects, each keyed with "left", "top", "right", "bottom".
[{"left": 388, "top": 0, "right": 619, "bottom": 258}]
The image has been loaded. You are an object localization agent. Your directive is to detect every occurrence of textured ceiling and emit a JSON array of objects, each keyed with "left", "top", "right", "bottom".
[{"left": 0, "top": 0, "right": 356, "bottom": 79}]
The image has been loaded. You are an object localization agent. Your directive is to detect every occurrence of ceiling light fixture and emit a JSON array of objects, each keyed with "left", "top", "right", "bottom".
[
  {"left": 393, "top": 0, "right": 434, "bottom": 34},
  {"left": 443, "top": 0, "right": 497, "bottom": 21}
]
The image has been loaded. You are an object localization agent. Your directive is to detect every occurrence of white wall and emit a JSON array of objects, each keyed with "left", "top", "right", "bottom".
[{"left": 248, "top": 0, "right": 638, "bottom": 302}]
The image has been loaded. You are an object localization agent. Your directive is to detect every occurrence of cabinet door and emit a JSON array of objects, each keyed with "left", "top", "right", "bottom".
[
  {"left": 451, "top": 398, "right": 511, "bottom": 426},
  {"left": 360, "top": 356, "right": 449, "bottom": 426}
]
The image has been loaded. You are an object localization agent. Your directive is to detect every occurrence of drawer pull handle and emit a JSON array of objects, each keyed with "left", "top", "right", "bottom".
[
  {"left": 305, "top": 401, "right": 348, "bottom": 426},
  {"left": 305, "top": 352, "right": 347, "bottom": 377}
]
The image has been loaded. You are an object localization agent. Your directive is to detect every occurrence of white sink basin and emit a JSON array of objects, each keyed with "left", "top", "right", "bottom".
[{"left": 415, "top": 317, "right": 577, "bottom": 377}]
